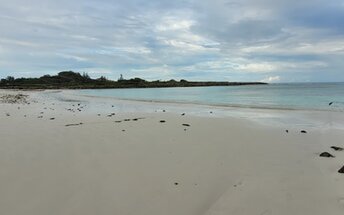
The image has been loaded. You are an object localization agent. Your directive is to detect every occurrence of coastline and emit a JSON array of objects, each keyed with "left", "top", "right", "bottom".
[{"left": 1, "top": 89, "right": 344, "bottom": 215}]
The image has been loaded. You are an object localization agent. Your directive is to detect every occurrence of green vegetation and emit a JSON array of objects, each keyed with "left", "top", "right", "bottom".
[{"left": 0, "top": 71, "right": 267, "bottom": 89}]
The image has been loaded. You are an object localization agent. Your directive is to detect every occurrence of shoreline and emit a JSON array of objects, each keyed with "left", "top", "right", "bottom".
[
  {"left": 1, "top": 89, "right": 344, "bottom": 214},
  {"left": 61, "top": 89, "right": 344, "bottom": 130}
]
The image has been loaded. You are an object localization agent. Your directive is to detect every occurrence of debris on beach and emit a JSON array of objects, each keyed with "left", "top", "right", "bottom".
[
  {"left": 160, "top": 120, "right": 166, "bottom": 123},
  {"left": 181, "top": 113, "right": 185, "bottom": 116},
  {"left": 319, "top": 152, "right": 335, "bottom": 158},
  {"left": 331, "top": 146, "right": 343, "bottom": 151},
  {"left": 285, "top": 130, "right": 289, "bottom": 133},
  {"left": 115, "top": 121, "right": 122, "bottom": 123},
  {"left": 182, "top": 123, "right": 190, "bottom": 127},
  {"left": 301, "top": 130, "right": 307, "bottom": 133},
  {"left": 0, "top": 93, "right": 29, "bottom": 104},
  {"left": 338, "top": 166, "right": 344, "bottom": 174},
  {"left": 50, "top": 118, "right": 55, "bottom": 120},
  {"left": 107, "top": 114, "right": 114, "bottom": 117},
  {"left": 65, "top": 123, "right": 83, "bottom": 127},
  {"left": 329, "top": 102, "right": 333, "bottom": 106}
]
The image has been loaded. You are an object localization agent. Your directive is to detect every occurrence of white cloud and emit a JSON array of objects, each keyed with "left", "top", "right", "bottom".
[
  {"left": 237, "top": 63, "right": 276, "bottom": 73},
  {"left": 261, "top": 76, "right": 281, "bottom": 83}
]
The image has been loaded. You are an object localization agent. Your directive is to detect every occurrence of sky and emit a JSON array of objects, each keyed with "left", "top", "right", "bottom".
[{"left": 0, "top": 0, "right": 344, "bottom": 82}]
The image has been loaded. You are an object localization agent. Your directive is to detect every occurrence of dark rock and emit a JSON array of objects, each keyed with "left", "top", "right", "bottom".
[
  {"left": 132, "top": 118, "right": 138, "bottom": 121},
  {"left": 163, "top": 110, "right": 166, "bottom": 112},
  {"left": 301, "top": 130, "right": 307, "bottom": 133},
  {"left": 319, "top": 152, "right": 335, "bottom": 158},
  {"left": 65, "top": 123, "right": 83, "bottom": 127},
  {"left": 331, "top": 146, "right": 343, "bottom": 151},
  {"left": 329, "top": 102, "right": 333, "bottom": 106},
  {"left": 115, "top": 121, "right": 122, "bottom": 123},
  {"left": 181, "top": 113, "right": 185, "bottom": 116},
  {"left": 124, "top": 119, "right": 130, "bottom": 121},
  {"left": 50, "top": 118, "right": 55, "bottom": 120},
  {"left": 160, "top": 120, "right": 166, "bottom": 123},
  {"left": 174, "top": 182, "right": 179, "bottom": 185},
  {"left": 182, "top": 124, "right": 190, "bottom": 127},
  {"left": 210, "top": 111, "right": 213, "bottom": 114},
  {"left": 122, "top": 129, "right": 126, "bottom": 132},
  {"left": 338, "top": 166, "right": 344, "bottom": 173},
  {"left": 285, "top": 130, "right": 289, "bottom": 133}
]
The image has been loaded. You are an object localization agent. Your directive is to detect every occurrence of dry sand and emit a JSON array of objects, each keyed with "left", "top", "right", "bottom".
[{"left": 1, "top": 89, "right": 344, "bottom": 215}]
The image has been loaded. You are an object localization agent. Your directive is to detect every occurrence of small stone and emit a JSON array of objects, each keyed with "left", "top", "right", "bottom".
[
  {"left": 50, "top": 118, "right": 55, "bottom": 120},
  {"left": 174, "top": 182, "right": 178, "bottom": 185},
  {"left": 319, "top": 152, "right": 334, "bottom": 158},
  {"left": 182, "top": 124, "right": 190, "bottom": 127},
  {"left": 301, "top": 130, "right": 307, "bottom": 133},
  {"left": 285, "top": 130, "right": 289, "bottom": 133},
  {"left": 160, "top": 120, "right": 166, "bottom": 123},
  {"left": 338, "top": 166, "right": 344, "bottom": 173},
  {"left": 181, "top": 113, "right": 185, "bottom": 116},
  {"left": 331, "top": 146, "right": 343, "bottom": 151}
]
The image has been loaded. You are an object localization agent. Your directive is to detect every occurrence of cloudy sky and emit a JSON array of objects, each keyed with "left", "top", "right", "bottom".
[{"left": 0, "top": 0, "right": 344, "bottom": 82}]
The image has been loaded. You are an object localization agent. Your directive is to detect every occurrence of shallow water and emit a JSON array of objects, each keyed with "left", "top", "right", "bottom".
[{"left": 78, "top": 83, "right": 344, "bottom": 111}]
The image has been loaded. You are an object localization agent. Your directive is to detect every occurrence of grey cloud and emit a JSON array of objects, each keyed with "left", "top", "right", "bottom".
[{"left": 0, "top": 0, "right": 343, "bottom": 82}]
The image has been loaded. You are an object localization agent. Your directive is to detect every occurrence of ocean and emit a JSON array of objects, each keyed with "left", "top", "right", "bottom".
[{"left": 78, "top": 82, "right": 344, "bottom": 112}]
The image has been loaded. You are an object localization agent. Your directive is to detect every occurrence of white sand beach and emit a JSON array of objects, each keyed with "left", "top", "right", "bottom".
[{"left": 1, "top": 89, "right": 344, "bottom": 215}]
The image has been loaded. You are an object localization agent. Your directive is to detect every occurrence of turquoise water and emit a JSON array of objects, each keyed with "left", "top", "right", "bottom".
[{"left": 78, "top": 83, "right": 344, "bottom": 111}]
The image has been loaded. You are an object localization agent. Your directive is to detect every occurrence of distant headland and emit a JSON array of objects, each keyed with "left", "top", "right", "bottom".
[{"left": 0, "top": 71, "right": 267, "bottom": 89}]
